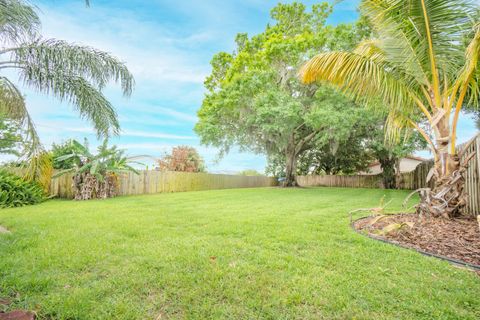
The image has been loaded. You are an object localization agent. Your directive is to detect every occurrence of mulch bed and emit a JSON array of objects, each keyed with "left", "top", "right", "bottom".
[{"left": 354, "top": 213, "right": 480, "bottom": 268}]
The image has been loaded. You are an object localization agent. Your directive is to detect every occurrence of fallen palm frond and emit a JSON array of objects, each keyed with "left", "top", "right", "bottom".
[
  {"left": 373, "top": 221, "right": 415, "bottom": 236},
  {"left": 348, "top": 196, "right": 393, "bottom": 224}
]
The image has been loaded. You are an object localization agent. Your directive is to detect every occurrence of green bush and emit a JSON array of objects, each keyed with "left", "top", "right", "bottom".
[{"left": 0, "top": 170, "right": 45, "bottom": 208}]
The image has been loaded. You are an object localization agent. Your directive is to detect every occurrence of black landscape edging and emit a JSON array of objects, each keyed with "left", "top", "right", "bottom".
[{"left": 351, "top": 215, "right": 480, "bottom": 272}]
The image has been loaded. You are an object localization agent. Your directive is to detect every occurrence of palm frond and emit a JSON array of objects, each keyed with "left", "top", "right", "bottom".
[
  {"left": 0, "top": 76, "right": 41, "bottom": 151},
  {"left": 23, "top": 151, "right": 52, "bottom": 192},
  {"left": 300, "top": 51, "right": 417, "bottom": 118},
  {"left": 353, "top": 39, "right": 386, "bottom": 63},
  {"left": 384, "top": 109, "right": 413, "bottom": 143},
  {"left": 453, "top": 22, "right": 480, "bottom": 109},
  {"left": 360, "top": 0, "right": 475, "bottom": 87},
  {"left": 10, "top": 39, "right": 134, "bottom": 96},
  {"left": 19, "top": 66, "right": 120, "bottom": 136},
  {"left": 0, "top": 0, "right": 39, "bottom": 44},
  {"left": 359, "top": 0, "right": 431, "bottom": 86},
  {"left": 0, "top": 76, "right": 25, "bottom": 119},
  {"left": 0, "top": 76, "right": 53, "bottom": 190}
]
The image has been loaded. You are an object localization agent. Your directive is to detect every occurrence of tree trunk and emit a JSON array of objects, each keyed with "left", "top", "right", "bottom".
[
  {"left": 415, "top": 119, "right": 474, "bottom": 218},
  {"left": 379, "top": 156, "right": 396, "bottom": 189},
  {"left": 394, "top": 158, "right": 403, "bottom": 189},
  {"left": 284, "top": 147, "right": 297, "bottom": 187},
  {"left": 281, "top": 129, "right": 317, "bottom": 187},
  {"left": 417, "top": 153, "right": 468, "bottom": 218}
]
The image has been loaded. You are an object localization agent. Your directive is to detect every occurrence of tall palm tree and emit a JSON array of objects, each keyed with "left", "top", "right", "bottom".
[
  {"left": 300, "top": 0, "right": 480, "bottom": 218},
  {"left": 0, "top": 0, "right": 134, "bottom": 187}
]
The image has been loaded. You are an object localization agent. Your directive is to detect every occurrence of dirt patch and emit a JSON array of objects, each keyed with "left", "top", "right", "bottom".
[
  {"left": 0, "top": 310, "right": 35, "bottom": 320},
  {"left": 354, "top": 213, "right": 480, "bottom": 267},
  {"left": 0, "top": 226, "right": 10, "bottom": 234}
]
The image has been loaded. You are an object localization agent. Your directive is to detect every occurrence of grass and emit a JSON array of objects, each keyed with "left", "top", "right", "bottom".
[{"left": 0, "top": 187, "right": 479, "bottom": 319}]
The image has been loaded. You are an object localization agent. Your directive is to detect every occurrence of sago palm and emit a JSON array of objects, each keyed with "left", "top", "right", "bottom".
[
  {"left": 300, "top": 0, "right": 480, "bottom": 218},
  {"left": 0, "top": 0, "right": 134, "bottom": 187}
]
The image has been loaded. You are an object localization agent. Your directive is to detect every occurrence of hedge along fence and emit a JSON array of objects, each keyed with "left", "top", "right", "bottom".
[
  {"left": 297, "top": 133, "right": 480, "bottom": 216},
  {"left": 50, "top": 171, "right": 278, "bottom": 199}
]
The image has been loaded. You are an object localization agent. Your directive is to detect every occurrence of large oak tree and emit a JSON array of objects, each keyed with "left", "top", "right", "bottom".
[{"left": 195, "top": 2, "right": 369, "bottom": 186}]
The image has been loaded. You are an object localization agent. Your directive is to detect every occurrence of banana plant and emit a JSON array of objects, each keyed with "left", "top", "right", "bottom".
[{"left": 54, "top": 139, "right": 142, "bottom": 199}]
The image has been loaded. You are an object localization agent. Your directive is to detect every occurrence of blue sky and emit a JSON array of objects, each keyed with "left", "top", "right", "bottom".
[{"left": 8, "top": 0, "right": 479, "bottom": 172}]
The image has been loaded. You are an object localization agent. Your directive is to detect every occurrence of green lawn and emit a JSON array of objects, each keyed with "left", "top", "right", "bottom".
[{"left": 0, "top": 187, "right": 479, "bottom": 319}]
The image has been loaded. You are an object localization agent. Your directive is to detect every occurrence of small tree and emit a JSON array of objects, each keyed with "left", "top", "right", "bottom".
[{"left": 157, "top": 146, "right": 205, "bottom": 173}]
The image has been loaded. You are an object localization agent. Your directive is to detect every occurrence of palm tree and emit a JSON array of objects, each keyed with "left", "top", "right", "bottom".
[
  {"left": 0, "top": 0, "right": 134, "bottom": 186},
  {"left": 300, "top": 0, "right": 480, "bottom": 218}
]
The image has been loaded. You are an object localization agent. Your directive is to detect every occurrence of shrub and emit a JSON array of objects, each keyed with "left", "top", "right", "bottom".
[
  {"left": 157, "top": 146, "right": 205, "bottom": 172},
  {"left": 0, "top": 170, "right": 45, "bottom": 208}
]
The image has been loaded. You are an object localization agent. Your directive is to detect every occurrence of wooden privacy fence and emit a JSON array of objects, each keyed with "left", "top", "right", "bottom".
[
  {"left": 297, "top": 133, "right": 480, "bottom": 216},
  {"left": 296, "top": 174, "right": 383, "bottom": 189},
  {"left": 51, "top": 171, "right": 278, "bottom": 199},
  {"left": 460, "top": 134, "right": 480, "bottom": 216},
  {"left": 296, "top": 164, "right": 436, "bottom": 191},
  {"left": 397, "top": 160, "right": 435, "bottom": 190}
]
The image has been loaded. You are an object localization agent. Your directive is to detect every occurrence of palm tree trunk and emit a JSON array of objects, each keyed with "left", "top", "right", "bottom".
[
  {"left": 418, "top": 153, "right": 466, "bottom": 218},
  {"left": 417, "top": 125, "right": 469, "bottom": 218}
]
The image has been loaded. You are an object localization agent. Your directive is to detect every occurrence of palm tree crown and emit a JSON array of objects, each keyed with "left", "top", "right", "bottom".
[
  {"left": 301, "top": 0, "right": 479, "bottom": 163},
  {"left": 0, "top": 0, "right": 134, "bottom": 149}
]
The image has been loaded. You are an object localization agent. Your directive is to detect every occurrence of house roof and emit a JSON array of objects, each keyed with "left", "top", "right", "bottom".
[{"left": 367, "top": 155, "right": 429, "bottom": 168}]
